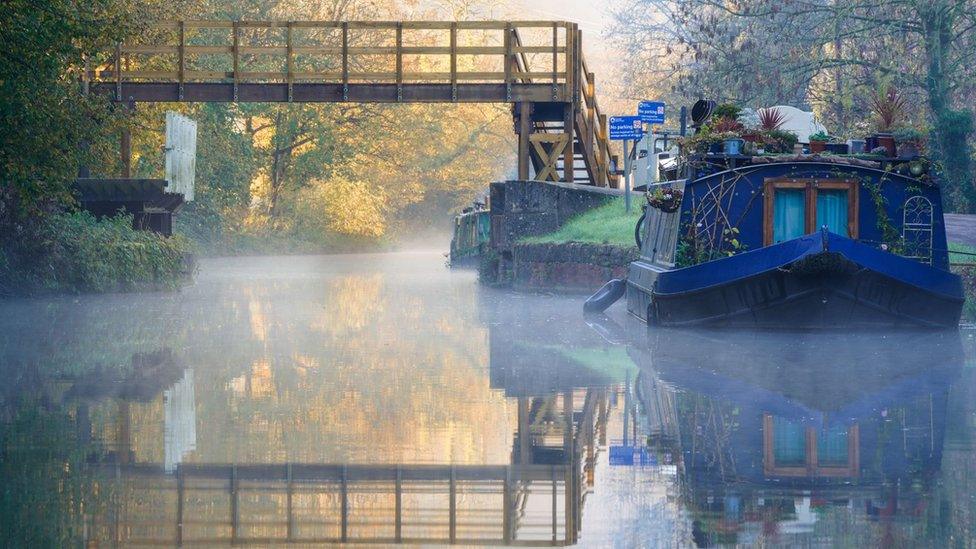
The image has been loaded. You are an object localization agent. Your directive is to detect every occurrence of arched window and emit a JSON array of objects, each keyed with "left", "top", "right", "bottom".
[{"left": 902, "top": 196, "right": 933, "bottom": 264}]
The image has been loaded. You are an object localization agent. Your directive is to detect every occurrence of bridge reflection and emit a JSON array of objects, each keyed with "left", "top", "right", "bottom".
[{"left": 88, "top": 388, "right": 608, "bottom": 546}]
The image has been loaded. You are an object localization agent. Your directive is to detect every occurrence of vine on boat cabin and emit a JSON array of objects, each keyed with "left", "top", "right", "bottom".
[
  {"left": 828, "top": 168, "right": 904, "bottom": 254},
  {"left": 675, "top": 170, "right": 758, "bottom": 267}
]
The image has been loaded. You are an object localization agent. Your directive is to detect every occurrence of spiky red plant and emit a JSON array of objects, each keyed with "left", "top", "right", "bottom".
[
  {"left": 871, "top": 87, "right": 907, "bottom": 132},
  {"left": 757, "top": 108, "right": 787, "bottom": 131}
]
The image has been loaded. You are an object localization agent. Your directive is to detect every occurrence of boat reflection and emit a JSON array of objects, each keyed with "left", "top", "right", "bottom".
[{"left": 632, "top": 328, "right": 968, "bottom": 546}]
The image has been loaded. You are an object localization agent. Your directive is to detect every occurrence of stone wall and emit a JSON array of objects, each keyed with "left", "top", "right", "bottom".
[
  {"left": 512, "top": 242, "right": 638, "bottom": 293},
  {"left": 489, "top": 180, "right": 623, "bottom": 252}
]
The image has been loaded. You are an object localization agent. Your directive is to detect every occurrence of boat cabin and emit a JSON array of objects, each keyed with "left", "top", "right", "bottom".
[{"left": 627, "top": 155, "right": 963, "bottom": 327}]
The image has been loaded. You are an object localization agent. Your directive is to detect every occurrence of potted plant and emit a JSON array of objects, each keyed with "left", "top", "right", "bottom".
[
  {"left": 893, "top": 126, "right": 926, "bottom": 158},
  {"left": 713, "top": 131, "right": 744, "bottom": 155},
  {"left": 870, "top": 86, "right": 907, "bottom": 157},
  {"left": 646, "top": 186, "right": 684, "bottom": 213},
  {"left": 825, "top": 141, "right": 849, "bottom": 154},
  {"left": 761, "top": 129, "right": 798, "bottom": 153},
  {"left": 808, "top": 131, "right": 831, "bottom": 154}
]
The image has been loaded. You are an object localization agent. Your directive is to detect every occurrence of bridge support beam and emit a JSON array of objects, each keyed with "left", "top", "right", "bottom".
[
  {"left": 517, "top": 103, "right": 531, "bottom": 181},
  {"left": 563, "top": 103, "right": 575, "bottom": 183}
]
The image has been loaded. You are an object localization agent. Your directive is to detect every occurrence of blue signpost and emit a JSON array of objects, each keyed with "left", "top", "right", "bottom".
[
  {"left": 608, "top": 116, "right": 644, "bottom": 140},
  {"left": 608, "top": 116, "right": 644, "bottom": 212},
  {"left": 638, "top": 101, "right": 666, "bottom": 124}
]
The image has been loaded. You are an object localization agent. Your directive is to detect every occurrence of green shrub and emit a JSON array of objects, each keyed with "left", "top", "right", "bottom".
[{"left": 0, "top": 211, "right": 193, "bottom": 295}]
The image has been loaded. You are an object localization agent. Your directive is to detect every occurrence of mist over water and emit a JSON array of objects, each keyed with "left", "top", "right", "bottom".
[{"left": 1, "top": 252, "right": 973, "bottom": 546}]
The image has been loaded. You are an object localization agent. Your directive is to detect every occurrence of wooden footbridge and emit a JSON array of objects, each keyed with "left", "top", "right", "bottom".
[{"left": 87, "top": 21, "right": 618, "bottom": 187}]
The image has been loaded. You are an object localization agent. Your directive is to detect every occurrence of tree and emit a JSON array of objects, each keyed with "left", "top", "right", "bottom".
[{"left": 609, "top": 0, "right": 976, "bottom": 211}]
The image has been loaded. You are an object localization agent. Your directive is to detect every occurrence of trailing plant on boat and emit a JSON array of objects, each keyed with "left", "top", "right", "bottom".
[{"left": 863, "top": 177, "right": 904, "bottom": 254}]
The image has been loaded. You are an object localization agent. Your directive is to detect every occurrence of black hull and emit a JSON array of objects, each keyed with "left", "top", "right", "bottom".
[{"left": 627, "top": 234, "right": 965, "bottom": 329}]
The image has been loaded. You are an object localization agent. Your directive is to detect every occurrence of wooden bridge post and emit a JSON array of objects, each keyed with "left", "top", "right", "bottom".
[
  {"left": 563, "top": 390, "right": 575, "bottom": 544},
  {"left": 517, "top": 103, "right": 531, "bottom": 181},
  {"left": 119, "top": 100, "right": 135, "bottom": 178},
  {"left": 562, "top": 24, "right": 577, "bottom": 183}
]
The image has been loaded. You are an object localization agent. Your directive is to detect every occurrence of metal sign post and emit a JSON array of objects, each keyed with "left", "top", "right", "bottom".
[
  {"left": 623, "top": 139, "right": 631, "bottom": 213},
  {"left": 609, "top": 116, "right": 644, "bottom": 213}
]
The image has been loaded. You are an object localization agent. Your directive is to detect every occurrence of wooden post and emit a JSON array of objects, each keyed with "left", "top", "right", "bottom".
[
  {"left": 394, "top": 466, "right": 402, "bottom": 542},
  {"left": 231, "top": 465, "right": 239, "bottom": 543},
  {"left": 395, "top": 23, "right": 403, "bottom": 102},
  {"left": 503, "top": 24, "right": 512, "bottom": 101},
  {"left": 502, "top": 467, "right": 512, "bottom": 544},
  {"left": 563, "top": 390, "right": 575, "bottom": 544},
  {"left": 120, "top": 101, "right": 133, "bottom": 178},
  {"left": 562, "top": 25, "right": 576, "bottom": 183},
  {"left": 340, "top": 465, "right": 348, "bottom": 542},
  {"left": 551, "top": 466, "right": 558, "bottom": 543},
  {"left": 114, "top": 42, "right": 122, "bottom": 101},
  {"left": 176, "top": 465, "right": 185, "bottom": 546},
  {"left": 598, "top": 113, "right": 608, "bottom": 187},
  {"left": 517, "top": 103, "right": 531, "bottom": 181},
  {"left": 232, "top": 22, "right": 240, "bottom": 101},
  {"left": 341, "top": 22, "right": 349, "bottom": 101},
  {"left": 286, "top": 22, "right": 294, "bottom": 102},
  {"left": 178, "top": 21, "right": 185, "bottom": 100},
  {"left": 449, "top": 465, "right": 457, "bottom": 543},
  {"left": 286, "top": 463, "right": 294, "bottom": 541},
  {"left": 450, "top": 23, "right": 457, "bottom": 102},
  {"left": 551, "top": 23, "right": 558, "bottom": 100}
]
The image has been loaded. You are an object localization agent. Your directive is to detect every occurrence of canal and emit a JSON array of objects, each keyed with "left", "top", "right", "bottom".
[{"left": 1, "top": 252, "right": 974, "bottom": 547}]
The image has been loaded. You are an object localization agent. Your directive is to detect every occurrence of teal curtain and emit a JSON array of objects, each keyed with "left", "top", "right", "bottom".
[
  {"left": 773, "top": 189, "right": 806, "bottom": 242},
  {"left": 772, "top": 416, "right": 806, "bottom": 466},
  {"left": 817, "top": 425, "right": 849, "bottom": 466},
  {"left": 816, "top": 190, "right": 849, "bottom": 236}
]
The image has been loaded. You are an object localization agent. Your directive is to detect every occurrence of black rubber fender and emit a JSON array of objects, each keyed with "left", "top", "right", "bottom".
[
  {"left": 634, "top": 209, "right": 647, "bottom": 249},
  {"left": 584, "top": 278, "right": 626, "bottom": 313}
]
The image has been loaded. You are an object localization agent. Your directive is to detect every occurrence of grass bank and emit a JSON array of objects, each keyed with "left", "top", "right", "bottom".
[
  {"left": 950, "top": 242, "right": 976, "bottom": 322},
  {"left": 0, "top": 212, "right": 193, "bottom": 296},
  {"left": 520, "top": 198, "right": 642, "bottom": 247}
]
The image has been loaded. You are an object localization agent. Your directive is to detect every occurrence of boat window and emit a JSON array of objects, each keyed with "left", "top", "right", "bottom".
[
  {"left": 763, "top": 414, "right": 859, "bottom": 477},
  {"left": 764, "top": 179, "right": 858, "bottom": 245},
  {"left": 817, "top": 425, "right": 850, "bottom": 467},
  {"left": 816, "top": 190, "right": 849, "bottom": 237},
  {"left": 773, "top": 189, "right": 807, "bottom": 243},
  {"left": 772, "top": 417, "right": 807, "bottom": 466}
]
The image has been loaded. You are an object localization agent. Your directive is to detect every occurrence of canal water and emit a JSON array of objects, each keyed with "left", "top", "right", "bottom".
[{"left": 1, "top": 252, "right": 973, "bottom": 547}]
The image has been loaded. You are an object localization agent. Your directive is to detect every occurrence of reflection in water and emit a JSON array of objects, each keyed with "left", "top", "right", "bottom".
[{"left": 0, "top": 253, "right": 973, "bottom": 546}]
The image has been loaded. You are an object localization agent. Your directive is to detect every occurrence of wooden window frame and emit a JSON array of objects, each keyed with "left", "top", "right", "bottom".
[
  {"left": 763, "top": 178, "right": 859, "bottom": 246},
  {"left": 762, "top": 414, "right": 860, "bottom": 478}
]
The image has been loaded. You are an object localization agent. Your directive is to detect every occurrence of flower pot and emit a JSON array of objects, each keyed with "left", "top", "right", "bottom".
[
  {"left": 849, "top": 139, "right": 866, "bottom": 154},
  {"left": 865, "top": 135, "right": 878, "bottom": 153},
  {"left": 809, "top": 140, "right": 827, "bottom": 153},
  {"left": 723, "top": 138, "right": 744, "bottom": 155},
  {"left": 897, "top": 142, "right": 919, "bottom": 159},
  {"left": 825, "top": 143, "right": 849, "bottom": 154},
  {"left": 877, "top": 134, "right": 896, "bottom": 157}
]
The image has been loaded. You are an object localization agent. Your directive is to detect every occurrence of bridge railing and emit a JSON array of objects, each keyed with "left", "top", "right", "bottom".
[{"left": 89, "top": 20, "right": 577, "bottom": 103}]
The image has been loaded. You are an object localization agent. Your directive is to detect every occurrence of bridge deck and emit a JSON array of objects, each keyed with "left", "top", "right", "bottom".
[
  {"left": 88, "top": 20, "right": 617, "bottom": 186},
  {"left": 89, "top": 21, "right": 575, "bottom": 104}
]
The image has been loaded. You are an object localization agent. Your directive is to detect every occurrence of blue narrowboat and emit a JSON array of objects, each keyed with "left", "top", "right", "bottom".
[{"left": 628, "top": 156, "right": 965, "bottom": 328}]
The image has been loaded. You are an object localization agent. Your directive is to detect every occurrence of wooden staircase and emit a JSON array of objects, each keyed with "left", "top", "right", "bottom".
[{"left": 512, "top": 28, "right": 618, "bottom": 188}]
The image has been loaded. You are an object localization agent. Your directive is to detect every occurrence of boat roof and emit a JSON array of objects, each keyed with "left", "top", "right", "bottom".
[{"left": 686, "top": 156, "right": 937, "bottom": 188}]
